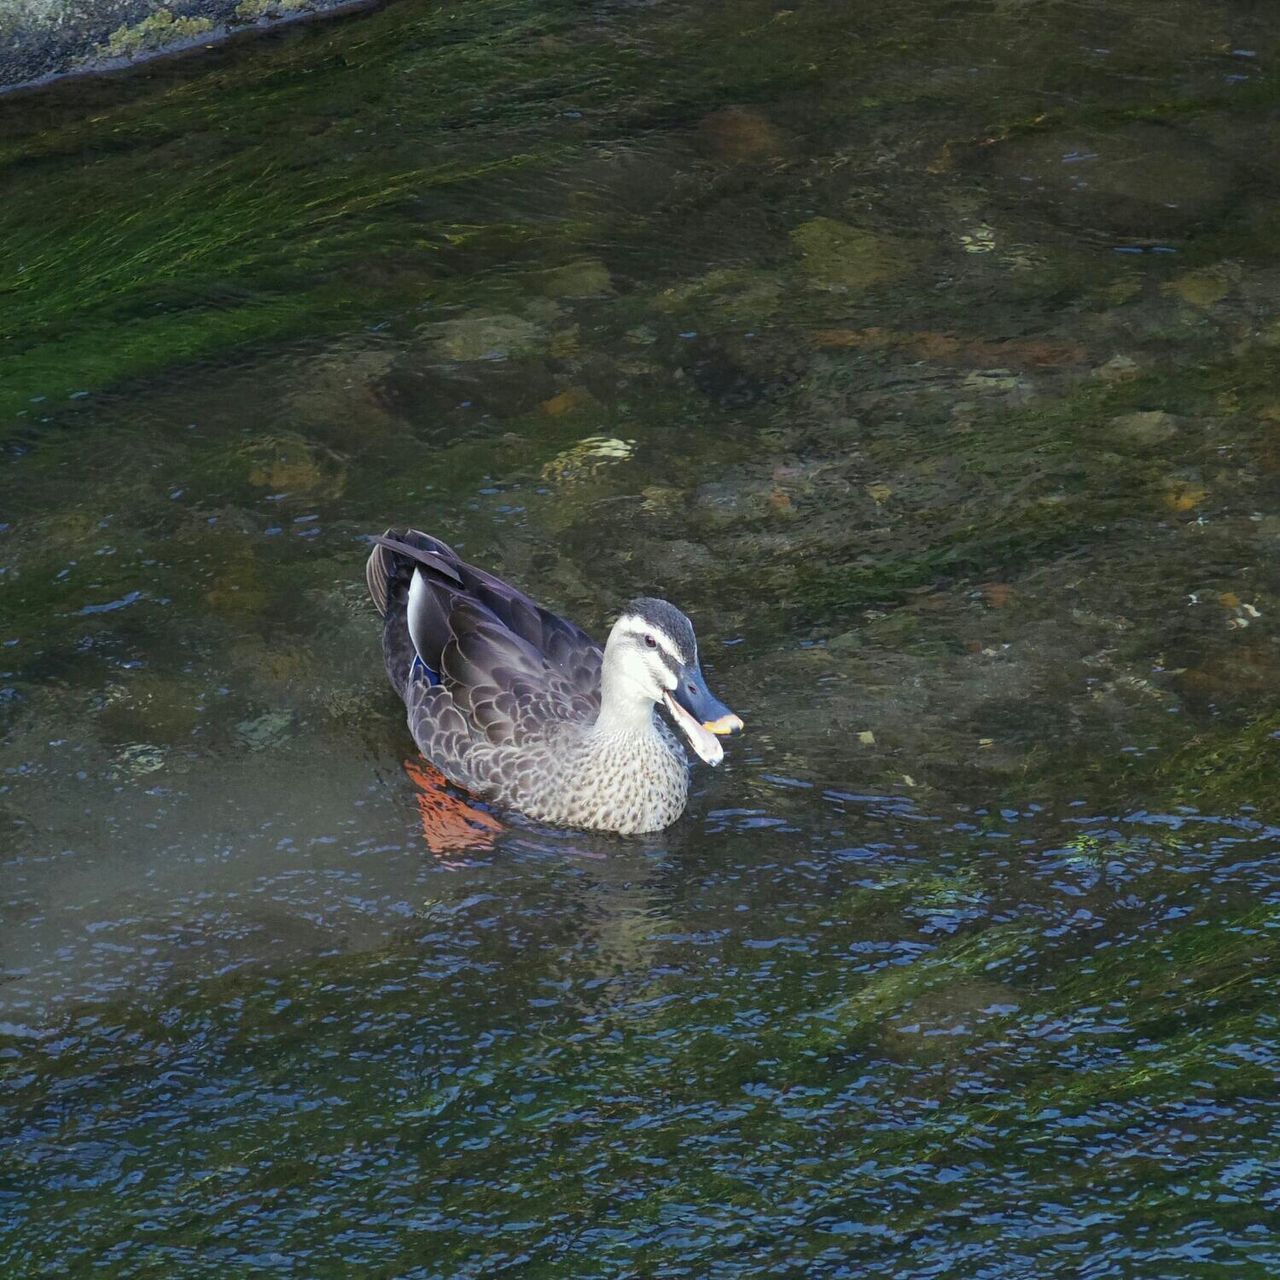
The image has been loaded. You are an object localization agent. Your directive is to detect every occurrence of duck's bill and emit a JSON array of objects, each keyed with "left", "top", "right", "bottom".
[
  {"left": 702, "top": 713, "right": 745, "bottom": 736},
  {"left": 664, "top": 667, "right": 743, "bottom": 767},
  {"left": 664, "top": 693, "right": 726, "bottom": 766}
]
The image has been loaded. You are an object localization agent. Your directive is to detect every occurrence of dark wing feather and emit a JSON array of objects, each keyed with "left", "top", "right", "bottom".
[
  {"left": 436, "top": 550, "right": 601, "bottom": 681},
  {"left": 440, "top": 601, "right": 600, "bottom": 745},
  {"left": 372, "top": 529, "right": 601, "bottom": 680},
  {"left": 366, "top": 528, "right": 604, "bottom": 764}
]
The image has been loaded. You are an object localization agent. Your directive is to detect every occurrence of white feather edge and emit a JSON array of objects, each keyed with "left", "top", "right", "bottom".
[{"left": 407, "top": 566, "right": 432, "bottom": 669}]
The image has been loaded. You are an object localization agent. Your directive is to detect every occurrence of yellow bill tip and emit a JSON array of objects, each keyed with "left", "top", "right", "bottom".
[{"left": 703, "top": 713, "right": 744, "bottom": 736}]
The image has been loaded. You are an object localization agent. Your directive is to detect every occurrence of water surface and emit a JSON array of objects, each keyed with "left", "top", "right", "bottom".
[{"left": 3, "top": 0, "right": 1280, "bottom": 1274}]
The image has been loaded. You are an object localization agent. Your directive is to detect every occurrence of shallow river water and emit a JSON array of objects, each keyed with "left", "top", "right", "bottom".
[{"left": 3, "top": 0, "right": 1280, "bottom": 1274}]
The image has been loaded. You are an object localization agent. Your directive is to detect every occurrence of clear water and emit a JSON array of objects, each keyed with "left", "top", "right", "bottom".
[{"left": 3, "top": 1, "right": 1280, "bottom": 1274}]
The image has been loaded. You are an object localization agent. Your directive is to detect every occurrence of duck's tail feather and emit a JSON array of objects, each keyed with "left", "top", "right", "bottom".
[
  {"left": 366, "top": 540, "right": 394, "bottom": 618},
  {"left": 369, "top": 527, "right": 491, "bottom": 698},
  {"left": 365, "top": 529, "right": 464, "bottom": 618}
]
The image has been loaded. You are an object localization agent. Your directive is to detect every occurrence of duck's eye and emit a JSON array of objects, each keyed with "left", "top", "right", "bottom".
[{"left": 643, "top": 633, "right": 657, "bottom": 649}]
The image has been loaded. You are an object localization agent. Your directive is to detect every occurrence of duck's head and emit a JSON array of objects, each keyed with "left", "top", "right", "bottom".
[{"left": 603, "top": 596, "right": 743, "bottom": 765}]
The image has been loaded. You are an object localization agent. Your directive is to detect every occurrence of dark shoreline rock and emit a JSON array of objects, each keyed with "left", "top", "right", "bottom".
[{"left": 0, "top": 0, "right": 376, "bottom": 94}]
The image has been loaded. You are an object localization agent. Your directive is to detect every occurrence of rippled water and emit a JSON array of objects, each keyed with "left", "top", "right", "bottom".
[{"left": 4, "top": 0, "right": 1280, "bottom": 1273}]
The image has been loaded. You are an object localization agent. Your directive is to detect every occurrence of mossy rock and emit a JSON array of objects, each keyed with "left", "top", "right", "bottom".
[
  {"left": 235, "top": 0, "right": 309, "bottom": 19},
  {"left": 791, "top": 217, "right": 912, "bottom": 292},
  {"left": 243, "top": 434, "right": 347, "bottom": 498},
  {"left": 537, "top": 259, "right": 614, "bottom": 299},
  {"left": 99, "top": 8, "right": 214, "bottom": 59},
  {"left": 652, "top": 266, "right": 785, "bottom": 325},
  {"left": 1109, "top": 410, "right": 1179, "bottom": 448},
  {"left": 429, "top": 313, "right": 545, "bottom": 362},
  {"left": 1162, "top": 268, "right": 1234, "bottom": 308},
  {"left": 695, "top": 106, "right": 784, "bottom": 162}
]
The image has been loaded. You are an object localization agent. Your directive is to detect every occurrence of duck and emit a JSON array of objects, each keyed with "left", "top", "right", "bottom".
[{"left": 365, "top": 529, "right": 743, "bottom": 835}]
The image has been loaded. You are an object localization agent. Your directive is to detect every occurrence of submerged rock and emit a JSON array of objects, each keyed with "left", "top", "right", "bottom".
[
  {"left": 537, "top": 259, "right": 614, "bottom": 299},
  {"left": 429, "top": 313, "right": 544, "bottom": 363},
  {"left": 380, "top": 355, "right": 557, "bottom": 422},
  {"left": 243, "top": 434, "right": 347, "bottom": 498},
  {"left": 538, "top": 387, "right": 599, "bottom": 417},
  {"left": 791, "top": 217, "right": 912, "bottom": 291},
  {"left": 695, "top": 106, "right": 785, "bottom": 163},
  {"left": 1092, "top": 354, "right": 1142, "bottom": 383},
  {"left": 1162, "top": 266, "right": 1238, "bottom": 308},
  {"left": 986, "top": 123, "right": 1235, "bottom": 238},
  {"left": 540, "top": 436, "right": 634, "bottom": 484},
  {"left": 235, "top": 709, "right": 296, "bottom": 750},
  {"left": 652, "top": 266, "right": 785, "bottom": 326},
  {"left": 1110, "top": 410, "right": 1179, "bottom": 448},
  {"left": 286, "top": 347, "right": 399, "bottom": 440}
]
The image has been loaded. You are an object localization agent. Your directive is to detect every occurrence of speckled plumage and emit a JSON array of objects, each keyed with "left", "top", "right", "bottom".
[{"left": 366, "top": 529, "right": 700, "bottom": 835}]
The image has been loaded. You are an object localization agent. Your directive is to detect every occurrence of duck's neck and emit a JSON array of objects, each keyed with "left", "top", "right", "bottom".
[{"left": 592, "top": 643, "right": 661, "bottom": 740}]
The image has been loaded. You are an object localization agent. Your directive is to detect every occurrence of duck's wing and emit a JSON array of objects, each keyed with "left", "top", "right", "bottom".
[
  {"left": 369, "top": 530, "right": 601, "bottom": 681},
  {"left": 435, "top": 599, "right": 602, "bottom": 747},
  {"left": 367, "top": 529, "right": 603, "bottom": 752}
]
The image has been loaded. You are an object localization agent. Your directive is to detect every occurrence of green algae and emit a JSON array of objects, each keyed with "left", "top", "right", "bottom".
[
  {"left": 1152, "top": 713, "right": 1280, "bottom": 813},
  {"left": 4, "top": 1, "right": 1280, "bottom": 1275},
  {"left": 234, "top": 0, "right": 309, "bottom": 19},
  {"left": 99, "top": 8, "right": 215, "bottom": 59},
  {"left": 3, "top": 0, "right": 1275, "bottom": 434},
  {"left": 0, "top": 0, "right": 594, "bottom": 424}
]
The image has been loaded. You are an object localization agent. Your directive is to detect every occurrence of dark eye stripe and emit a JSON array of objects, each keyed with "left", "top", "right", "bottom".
[{"left": 620, "top": 618, "right": 687, "bottom": 666}]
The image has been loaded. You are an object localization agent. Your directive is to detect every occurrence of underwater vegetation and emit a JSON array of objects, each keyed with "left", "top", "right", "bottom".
[{"left": 3, "top": 0, "right": 1280, "bottom": 1274}]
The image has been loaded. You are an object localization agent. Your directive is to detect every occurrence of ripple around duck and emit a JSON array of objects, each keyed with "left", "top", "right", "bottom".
[{"left": 4, "top": 0, "right": 1280, "bottom": 1273}]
